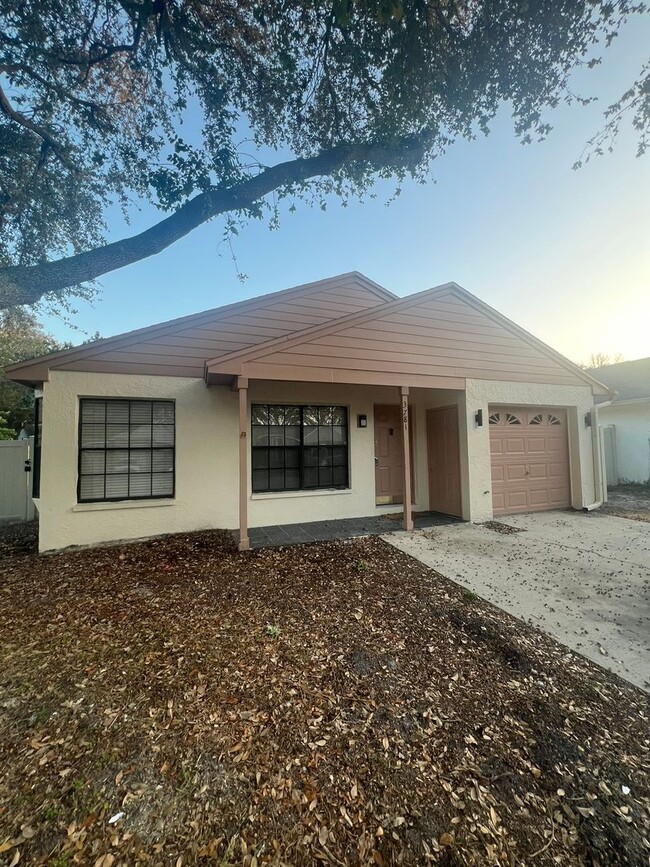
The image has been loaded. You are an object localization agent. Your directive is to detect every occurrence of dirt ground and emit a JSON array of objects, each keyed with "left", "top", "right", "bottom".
[
  {"left": 602, "top": 484, "right": 650, "bottom": 523},
  {"left": 0, "top": 524, "right": 648, "bottom": 866}
]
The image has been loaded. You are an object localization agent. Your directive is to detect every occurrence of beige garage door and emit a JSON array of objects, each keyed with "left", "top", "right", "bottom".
[{"left": 489, "top": 408, "right": 571, "bottom": 516}]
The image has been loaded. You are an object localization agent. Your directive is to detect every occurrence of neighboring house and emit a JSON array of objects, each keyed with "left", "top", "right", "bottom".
[
  {"left": 591, "top": 357, "right": 650, "bottom": 485},
  {"left": 6, "top": 272, "right": 611, "bottom": 553}
]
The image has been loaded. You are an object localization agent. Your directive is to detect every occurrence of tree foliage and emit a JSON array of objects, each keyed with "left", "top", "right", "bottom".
[
  {"left": 0, "top": 0, "right": 646, "bottom": 308},
  {"left": 0, "top": 309, "right": 68, "bottom": 435}
]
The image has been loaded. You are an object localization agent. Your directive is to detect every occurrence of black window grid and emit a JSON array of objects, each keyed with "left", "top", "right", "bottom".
[
  {"left": 77, "top": 399, "right": 175, "bottom": 502},
  {"left": 251, "top": 404, "right": 349, "bottom": 493}
]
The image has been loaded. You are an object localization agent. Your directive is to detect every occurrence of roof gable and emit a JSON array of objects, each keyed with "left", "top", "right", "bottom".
[
  {"left": 206, "top": 283, "right": 611, "bottom": 395},
  {"left": 6, "top": 273, "right": 395, "bottom": 384}
]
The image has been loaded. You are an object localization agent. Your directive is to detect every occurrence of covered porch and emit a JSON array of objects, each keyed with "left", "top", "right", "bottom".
[
  {"left": 206, "top": 364, "right": 471, "bottom": 552},
  {"left": 240, "top": 510, "right": 460, "bottom": 549}
]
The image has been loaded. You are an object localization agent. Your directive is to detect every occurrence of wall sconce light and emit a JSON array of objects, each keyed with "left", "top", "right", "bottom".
[
  {"left": 584, "top": 411, "right": 592, "bottom": 428},
  {"left": 357, "top": 414, "right": 368, "bottom": 428},
  {"left": 475, "top": 409, "right": 483, "bottom": 427}
]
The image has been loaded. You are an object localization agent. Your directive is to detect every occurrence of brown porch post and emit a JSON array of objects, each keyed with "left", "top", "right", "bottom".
[
  {"left": 400, "top": 385, "right": 414, "bottom": 531},
  {"left": 237, "top": 376, "right": 250, "bottom": 552}
]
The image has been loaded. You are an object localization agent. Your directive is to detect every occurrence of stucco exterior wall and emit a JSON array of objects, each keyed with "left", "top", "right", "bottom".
[
  {"left": 39, "top": 372, "right": 465, "bottom": 551},
  {"left": 38, "top": 371, "right": 596, "bottom": 552},
  {"left": 38, "top": 372, "right": 239, "bottom": 552},
  {"left": 598, "top": 402, "right": 650, "bottom": 483},
  {"left": 464, "top": 380, "right": 597, "bottom": 522}
]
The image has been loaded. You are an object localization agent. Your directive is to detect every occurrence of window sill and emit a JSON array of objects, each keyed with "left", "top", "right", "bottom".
[
  {"left": 73, "top": 499, "right": 176, "bottom": 513},
  {"left": 251, "top": 488, "right": 352, "bottom": 501}
]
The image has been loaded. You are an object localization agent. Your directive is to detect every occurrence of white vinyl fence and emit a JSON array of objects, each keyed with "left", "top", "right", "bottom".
[{"left": 0, "top": 438, "right": 35, "bottom": 522}]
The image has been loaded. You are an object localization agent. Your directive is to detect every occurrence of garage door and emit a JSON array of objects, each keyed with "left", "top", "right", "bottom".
[{"left": 489, "top": 408, "right": 571, "bottom": 516}]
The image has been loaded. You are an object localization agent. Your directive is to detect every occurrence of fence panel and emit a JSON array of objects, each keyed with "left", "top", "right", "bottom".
[{"left": 0, "top": 439, "right": 34, "bottom": 521}]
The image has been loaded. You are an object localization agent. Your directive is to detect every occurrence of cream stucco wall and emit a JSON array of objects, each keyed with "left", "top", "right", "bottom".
[
  {"left": 598, "top": 401, "right": 650, "bottom": 483},
  {"left": 38, "top": 371, "right": 597, "bottom": 552},
  {"left": 39, "top": 372, "right": 239, "bottom": 552},
  {"left": 463, "top": 379, "right": 598, "bottom": 522}
]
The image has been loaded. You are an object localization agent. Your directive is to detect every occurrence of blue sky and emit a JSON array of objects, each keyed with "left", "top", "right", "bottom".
[{"left": 41, "top": 16, "right": 650, "bottom": 366}]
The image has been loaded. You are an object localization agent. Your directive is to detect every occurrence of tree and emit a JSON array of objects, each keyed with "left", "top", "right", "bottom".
[
  {"left": 0, "top": 0, "right": 647, "bottom": 310},
  {"left": 582, "top": 352, "right": 625, "bottom": 369},
  {"left": 0, "top": 309, "right": 69, "bottom": 435},
  {"left": 0, "top": 411, "right": 14, "bottom": 440}
]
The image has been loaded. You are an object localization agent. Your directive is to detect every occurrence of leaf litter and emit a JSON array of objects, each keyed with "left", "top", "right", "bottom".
[{"left": 0, "top": 523, "right": 648, "bottom": 865}]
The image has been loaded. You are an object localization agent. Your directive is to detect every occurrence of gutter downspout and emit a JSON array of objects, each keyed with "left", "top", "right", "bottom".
[{"left": 583, "top": 400, "right": 612, "bottom": 511}]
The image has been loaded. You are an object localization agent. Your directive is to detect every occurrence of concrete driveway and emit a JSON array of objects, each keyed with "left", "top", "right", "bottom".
[{"left": 384, "top": 511, "right": 650, "bottom": 691}]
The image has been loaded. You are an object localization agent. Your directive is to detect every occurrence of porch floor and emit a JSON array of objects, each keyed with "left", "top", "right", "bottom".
[{"left": 240, "top": 511, "right": 459, "bottom": 549}]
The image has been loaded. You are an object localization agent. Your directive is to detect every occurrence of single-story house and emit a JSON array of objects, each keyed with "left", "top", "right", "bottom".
[
  {"left": 591, "top": 357, "right": 650, "bottom": 485},
  {"left": 6, "top": 272, "right": 612, "bottom": 553}
]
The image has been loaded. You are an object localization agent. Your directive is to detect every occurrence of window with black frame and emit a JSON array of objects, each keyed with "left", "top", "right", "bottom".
[
  {"left": 251, "top": 405, "right": 349, "bottom": 493},
  {"left": 78, "top": 399, "right": 175, "bottom": 502}
]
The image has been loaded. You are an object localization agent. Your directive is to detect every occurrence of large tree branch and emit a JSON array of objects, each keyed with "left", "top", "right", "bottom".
[{"left": 0, "top": 137, "right": 425, "bottom": 309}]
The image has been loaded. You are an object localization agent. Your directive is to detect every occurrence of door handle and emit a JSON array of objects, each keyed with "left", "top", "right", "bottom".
[{"left": 375, "top": 457, "right": 379, "bottom": 466}]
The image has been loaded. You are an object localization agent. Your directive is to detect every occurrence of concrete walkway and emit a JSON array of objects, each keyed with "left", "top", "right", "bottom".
[{"left": 384, "top": 511, "right": 650, "bottom": 692}]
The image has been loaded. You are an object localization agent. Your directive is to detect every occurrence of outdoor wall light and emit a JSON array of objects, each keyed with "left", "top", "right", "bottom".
[
  {"left": 357, "top": 414, "right": 368, "bottom": 428},
  {"left": 584, "top": 411, "right": 592, "bottom": 428},
  {"left": 475, "top": 409, "right": 483, "bottom": 427}
]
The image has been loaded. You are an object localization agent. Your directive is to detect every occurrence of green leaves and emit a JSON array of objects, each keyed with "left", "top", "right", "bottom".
[{"left": 0, "top": 0, "right": 645, "bottom": 307}]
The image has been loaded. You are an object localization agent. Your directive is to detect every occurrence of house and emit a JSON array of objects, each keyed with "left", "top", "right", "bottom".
[
  {"left": 6, "top": 273, "right": 612, "bottom": 553},
  {"left": 590, "top": 357, "right": 650, "bottom": 485}
]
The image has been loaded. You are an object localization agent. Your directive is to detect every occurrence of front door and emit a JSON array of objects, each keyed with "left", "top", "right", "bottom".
[
  {"left": 374, "top": 404, "right": 405, "bottom": 504},
  {"left": 426, "top": 406, "right": 462, "bottom": 517}
]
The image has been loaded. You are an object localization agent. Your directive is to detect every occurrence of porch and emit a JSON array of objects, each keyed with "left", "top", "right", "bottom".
[
  {"left": 240, "top": 510, "right": 460, "bottom": 549},
  {"left": 208, "top": 374, "right": 471, "bottom": 552}
]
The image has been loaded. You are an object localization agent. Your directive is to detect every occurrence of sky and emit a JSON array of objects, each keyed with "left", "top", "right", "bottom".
[{"left": 41, "top": 16, "right": 650, "bottom": 367}]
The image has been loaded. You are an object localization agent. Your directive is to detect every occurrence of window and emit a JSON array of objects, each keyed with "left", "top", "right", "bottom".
[
  {"left": 251, "top": 405, "right": 349, "bottom": 493},
  {"left": 78, "top": 399, "right": 175, "bottom": 502}
]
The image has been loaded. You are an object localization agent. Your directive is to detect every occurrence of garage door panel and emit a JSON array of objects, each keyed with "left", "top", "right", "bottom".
[
  {"left": 489, "top": 408, "right": 570, "bottom": 516},
  {"left": 529, "top": 493, "right": 549, "bottom": 508},
  {"left": 491, "top": 465, "right": 505, "bottom": 482},
  {"left": 504, "top": 437, "right": 525, "bottom": 454},
  {"left": 525, "top": 437, "right": 547, "bottom": 454},
  {"left": 527, "top": 463, "right": 549, "bottom": 480},
  {"left": 505, "top": 464, "right": 526, "bottom": 481},
  {"left": 505, "top": 490, "right": 528, "bottom": 510}
]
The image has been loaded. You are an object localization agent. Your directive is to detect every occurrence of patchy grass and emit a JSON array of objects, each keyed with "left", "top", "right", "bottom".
[
  {"left": 602, "top": 485, "right": 650, "bottom": 523},
  {"left": 0, "top": 525, "right": 648, "bottom": 866}
]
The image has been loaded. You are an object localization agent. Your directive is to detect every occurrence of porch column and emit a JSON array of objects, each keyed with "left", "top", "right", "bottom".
[
  {"left": 400, "top": 385, "right": 414, "bottom": 531},
  {"left": 237, "top": 376, "right": 250, "bottom": 552}
]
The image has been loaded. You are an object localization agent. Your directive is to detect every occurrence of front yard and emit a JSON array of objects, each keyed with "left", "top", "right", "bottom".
[{"left": 0, "top": 525, "right": 648, "bottom": 866}]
